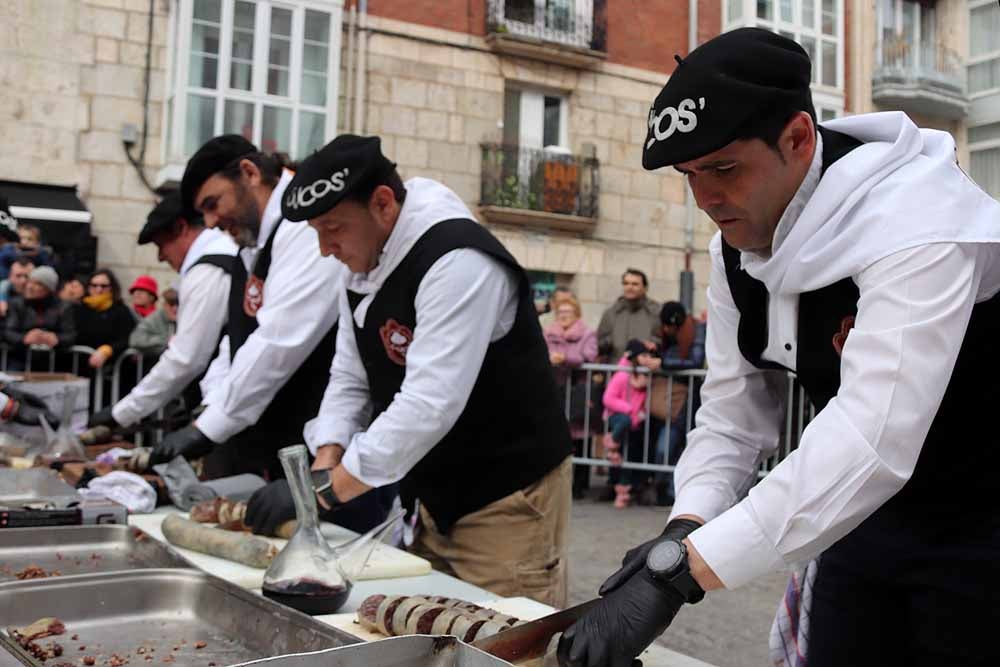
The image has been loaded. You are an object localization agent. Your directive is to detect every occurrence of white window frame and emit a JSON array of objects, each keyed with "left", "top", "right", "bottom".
[
  {"left": 494, "top": 0, "right": 594, "bottom": 49},
  {"left": 969, "top": 0, "right": 1000, "bottom": 99},
  {"left": 160, "top": 0, "right": 343, "bottom": 182},
  {"left": 969, "top": 142, "right": 1000, "bottom": 199},
  {"left": 722, "top": 0, "right": 844, "bottom": 115}
]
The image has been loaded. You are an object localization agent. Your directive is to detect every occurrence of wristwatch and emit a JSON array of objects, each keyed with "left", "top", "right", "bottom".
[
  {"left": 645, "top": 539, "right": 705, "bottom": 604},
  {"left": 310, "top": 469, "right": 343, "bottom": 509}
]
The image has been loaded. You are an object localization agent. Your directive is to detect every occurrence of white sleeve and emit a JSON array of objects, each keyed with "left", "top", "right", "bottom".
[
  {"left": 303, "top": 289, "right": 373, "bottom": 454},
  {"left": 0, "top": 392, "right": 10, "bottom": 421},
  {"left": 112, "top": 265, "right": 231, "bottom": 426},
  {"left": 196, "top": 224, "right": 343, "bottom": 442},
  {"left": 669, "top": 235, "right": 787, "bottom": 526},
  {"left": 689, "top": 242, "right": 985, "bottom": 589},
  {"left": 339, "top": 249, "right": 519, "bottom": 488},
  {"left": 199, "top": 335, "right": 230, "bottom": 407}
]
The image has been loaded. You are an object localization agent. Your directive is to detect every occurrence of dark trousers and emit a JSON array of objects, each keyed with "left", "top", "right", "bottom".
[{"left": 808, "top": 512, "right": 1000, "bottom": 667}]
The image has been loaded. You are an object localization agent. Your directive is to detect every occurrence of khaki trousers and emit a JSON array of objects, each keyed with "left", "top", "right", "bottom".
[{"left": 410, "top": 456, "right": 572, "bottom": 608}]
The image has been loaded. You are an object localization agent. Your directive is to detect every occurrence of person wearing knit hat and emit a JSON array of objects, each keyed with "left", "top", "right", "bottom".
[
  {"left": 560, "top": 27, "right": 1000, "bottom": 667},
  {"left": 2, "top": 265, "right": 76, "bottom": 365},
  {"left": 129, "top": 274, "right": 159, "bottom": 318}
]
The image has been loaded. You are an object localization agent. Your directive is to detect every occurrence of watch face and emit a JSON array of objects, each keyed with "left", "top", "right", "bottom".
[
  {"left": 310, "top": 469, "right": 331, "bottom": 491},
  {"left": 647, "top": 540, "right": 685, "bottom": 576}
]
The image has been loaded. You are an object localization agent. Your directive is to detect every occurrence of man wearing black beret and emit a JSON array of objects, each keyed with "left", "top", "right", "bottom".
[
  {"left": 246, "top": 134, "right": 574, "bottom": 606},
  {"left": 87, "top": 192, "right": 237, "bottom": 432},
  {"left": 559, "top": 28, "right": 1000, "bottom": 667},
  {"left": 151, "top": 135, "right": 346, "bottom": 483}
]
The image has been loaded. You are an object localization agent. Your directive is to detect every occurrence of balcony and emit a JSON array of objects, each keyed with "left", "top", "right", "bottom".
[
  {"left": 872, "top": 38, "right": 969, "bottom": 119},
  {"left": 479, "top": 143, "right": 599, "bottom": 233},
  {"left": 485, "top": 0, "right": 607, "bottom": 69}
]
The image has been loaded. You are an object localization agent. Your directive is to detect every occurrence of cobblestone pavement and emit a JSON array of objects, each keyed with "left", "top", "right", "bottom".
[{"left": 567, "top": 497, "right": 787, "bottom": 667}]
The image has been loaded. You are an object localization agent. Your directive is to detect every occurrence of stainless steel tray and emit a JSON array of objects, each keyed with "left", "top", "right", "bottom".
[
  {"left": 0, "top": 469, "right": 78, "bottom": 506},
  {"left": 231, "top": 635, "right": 514, "bottom": 667},
  {"left": 0, "top": 569, "right": 357, "bottom": 666},
  {"left": 0, "top": 525, "right": 192, "bottom": 582}
]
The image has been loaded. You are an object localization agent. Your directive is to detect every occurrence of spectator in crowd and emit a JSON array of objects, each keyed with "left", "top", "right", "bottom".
[
  {"left": 0, "top": 204, "right": 19, "bottom": 328},
  {"left": 129, "top": 287, "right": 178, "bottom": 356},
  {"left": 58, "top": 276, "right": 86, "bottom": 304},
  {"left": 634, "top": 301, "right": 708, "bottom": 506},
  {"left": 597, "top": 269, "right": 661, "bottom": 363},
  {"left": 545, "top": 293, "right": 597, "bottom": 384},
  {"left": 0, "top": 257, "right": 34, "bottom": 318},
  {"left": 602, "top": 340, "right": 652, "bottom": 508},
  {"left": 75, "top": 268, "right": 136, "bottom": 369},
  {"left": 544, "top": 292, "right": 599, "bottom": 499},
  {"left": 129, "top": 275, "right": 159, "bottom": 318},
  {"left": 0, "top": 223, "right": 50, "bottom": 279},
  {"left": 537, "top": 284, "right": 574, "bottom": 324},
  {"left": 3, "top": 267, "right": 76, "bottom": 366}
]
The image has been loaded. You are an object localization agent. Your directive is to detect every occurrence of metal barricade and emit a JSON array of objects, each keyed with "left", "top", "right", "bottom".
[{"left": 565, "top": 363, "right": 816, "bottom": 481}]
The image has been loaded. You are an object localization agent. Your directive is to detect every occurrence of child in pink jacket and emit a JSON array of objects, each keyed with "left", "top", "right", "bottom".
[{"left": 602, "top": 341, "right": 651, "bottom": 508}]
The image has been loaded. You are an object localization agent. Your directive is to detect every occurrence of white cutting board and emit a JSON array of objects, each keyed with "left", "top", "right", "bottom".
[{"left": 129, "top": 509, "right": 431, "bottom": 589}]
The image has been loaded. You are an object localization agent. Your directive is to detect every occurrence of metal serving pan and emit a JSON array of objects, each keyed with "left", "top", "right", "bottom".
[
  {"left": 231, "top": 635, "right": 514, "bottom": 667},
  {"left": 0, "top": 569, "right": 357, "bottom": 666},
  {"left": 0, "top": 525, "right": 191, "bottom": 582},
  {"left": 0, "top": 469, "right": 78, "bottom": 506}
]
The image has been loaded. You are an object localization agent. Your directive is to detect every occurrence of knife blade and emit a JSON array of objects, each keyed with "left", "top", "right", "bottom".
[{"left": 470, "top": 598, "right": 599, "bottom": 663}]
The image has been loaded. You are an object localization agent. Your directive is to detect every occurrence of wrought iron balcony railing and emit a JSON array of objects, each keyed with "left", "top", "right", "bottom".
[
  {"left": 480, "top": 143, "right": 599, "bottom": 221},
  {"left": 486, "top": 0, "right": 607, "bottom": 52}
]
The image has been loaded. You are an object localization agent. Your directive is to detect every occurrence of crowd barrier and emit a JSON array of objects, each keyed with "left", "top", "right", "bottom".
[
  {"left": 2, "top": 345, "right": 819, "bottom": 474},
  {"left": 564, "top": 363, "right": 816, "bottom": 480}
]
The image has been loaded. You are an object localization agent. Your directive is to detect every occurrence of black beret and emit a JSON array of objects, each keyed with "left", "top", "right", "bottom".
[
  {"left": 181, "top": 134, "right": 257, "bottom": 215},
  {"left": 138, "top": 191, "right": 185, "bottom": 245},
  {"left": 643, "top": 28, "right": 813, "bottom": 170},
  {"left": 282, "top": 134, "right": 396, "bottom": 221},
  {"left": 0, "top": 195, "right": 18, "bottom": 243}
]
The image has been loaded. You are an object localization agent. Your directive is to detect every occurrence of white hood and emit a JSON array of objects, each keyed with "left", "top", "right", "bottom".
[{"left": 744, "top": 111, "right": 1000, "bottom": 296}]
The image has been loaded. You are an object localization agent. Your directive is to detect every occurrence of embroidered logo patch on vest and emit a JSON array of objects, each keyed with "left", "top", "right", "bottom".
[
  {"left": 244, "top": 275, "right": 264, "bottom": 317},
  {"left": 832, "top": 315, "right": 855, "bottom": 356},
  {"left": 379, "top": 319, "right": 413, "bottom": 366}
]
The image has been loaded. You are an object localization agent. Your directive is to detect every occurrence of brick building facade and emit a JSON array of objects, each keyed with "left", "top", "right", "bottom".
[{"left": 0, "top": 0, "right": 993, "bottom": 327}]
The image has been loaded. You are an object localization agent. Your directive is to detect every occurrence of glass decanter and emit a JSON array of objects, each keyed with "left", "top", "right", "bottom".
[{"left": 261, "top": 444, "right": 402, "bottom": 615}]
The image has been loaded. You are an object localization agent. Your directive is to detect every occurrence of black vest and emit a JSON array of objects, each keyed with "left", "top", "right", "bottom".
[
  {"left": 722, "top": 127, "right": 1000, "bottom": 539},
  {"left": 347, "top": 219, "right": 572, "bottom": 534},
  {"left": 191, "top": 253, "right": 235, "bottom": 274},
  {"left": 227, "top": 221, "right": 337, "bottom": 439}
]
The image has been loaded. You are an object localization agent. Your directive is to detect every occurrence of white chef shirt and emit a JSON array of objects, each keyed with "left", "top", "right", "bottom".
[
  {"left": 195, "top": 170, "right": 346, "bottom": 443},
  {"left": 672, "top": 121, "right": 1000, "bottom": 589},
  {"left": 303, "top": 178, "right": 519, "bottom": 488},
  {"left": 111, "top": 228, "right": 237, "bottom": 426}
]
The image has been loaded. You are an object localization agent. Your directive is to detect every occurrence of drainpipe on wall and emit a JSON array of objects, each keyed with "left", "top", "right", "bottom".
[
  {"left": 343, "top": 1, "right": 357, "bottom": 132},
  {"left": 353, "top": 0, "right": 368, "bottom": 135},
  {"left": 680, "top": 0, "right": 698, "bottom": 311}
]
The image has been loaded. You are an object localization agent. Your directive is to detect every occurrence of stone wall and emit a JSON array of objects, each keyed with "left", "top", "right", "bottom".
[
  {"left": 354, "top": 15, "right": 714, "bottom": 327},
  {"left": 0, "top": 0, "right": 172, "bottom": 291}
]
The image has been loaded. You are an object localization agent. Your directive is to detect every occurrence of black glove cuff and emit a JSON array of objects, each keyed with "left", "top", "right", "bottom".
[{"left": 660, "top": 517, "right": 702, "bottom": 542}]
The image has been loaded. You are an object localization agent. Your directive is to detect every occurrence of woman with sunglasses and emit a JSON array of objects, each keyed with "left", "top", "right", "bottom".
[{"left": 75, "top": 268, "right": 137, "bottom": 370}]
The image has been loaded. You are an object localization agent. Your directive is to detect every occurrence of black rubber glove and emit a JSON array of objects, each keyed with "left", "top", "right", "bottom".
[
  {"left": 558, "top": 566, "right": 685, "bottom": 667},
  {"left": 245, "top": 479, "right": 296, "bottom": 536},
  {"left": 599, "top": 518, "right": 701, "bottom": 596},
  {"left": 150, "top": 424, "right": 214, "bottom": 465},
  {"left": 4, "top": 387, "right": 59, "bottom": 428},
  {"left": 87, "top": 406, "right": 119, "bottom": 429}
]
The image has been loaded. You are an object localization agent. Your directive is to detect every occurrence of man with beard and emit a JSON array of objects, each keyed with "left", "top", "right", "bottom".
[
  {"left": 87, "top": 193, "right": 236, "bottom": 431},
  {"left": 151, "top": 135, "right": 345, "bottom": 481}
]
